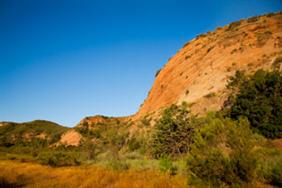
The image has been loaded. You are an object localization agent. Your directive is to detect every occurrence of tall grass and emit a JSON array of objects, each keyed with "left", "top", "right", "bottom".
[{"left": 0, "top": 160, "right": 187, "bottom": 188}]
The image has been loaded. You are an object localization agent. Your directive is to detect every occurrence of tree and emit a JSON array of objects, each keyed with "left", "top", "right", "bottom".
[
  {"left": 228, "top": 69, "right": 282, "bottom": 138},
  {"left": 151, "top": 102, "right": 194, "bottom": 158}
]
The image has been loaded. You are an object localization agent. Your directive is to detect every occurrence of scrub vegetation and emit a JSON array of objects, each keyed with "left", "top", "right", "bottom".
[{"left": 1, "top": 69, "right": 282, "bottom": 187}]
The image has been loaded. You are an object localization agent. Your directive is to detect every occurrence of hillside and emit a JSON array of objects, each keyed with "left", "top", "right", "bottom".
[
  {"left": 0, "top": 120, "right": 68, "bottom": 146},
  {"left": 1, "top": 11, "right": 282, "bottom": 144},
  {"left": 133, "top": 12, "right": 282, "bottom": 120},
  {"left": 1, "top": 11, "right": 282, "bottom": 188},
  {"left": 79, "top": 12, "right": 282, "bottom": 127}
]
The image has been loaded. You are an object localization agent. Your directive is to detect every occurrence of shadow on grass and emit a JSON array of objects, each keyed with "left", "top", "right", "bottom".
[{"left": 0, "top": 177, "right": 24, "bottom": 188}]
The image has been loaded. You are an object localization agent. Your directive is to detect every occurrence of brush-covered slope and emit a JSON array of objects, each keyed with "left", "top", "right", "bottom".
[
  {"left": 134, "top": 11, "right": 282, "bottom": 119},
  {"left": 0, "top": 120, "right": 68, "bottom": 146}
]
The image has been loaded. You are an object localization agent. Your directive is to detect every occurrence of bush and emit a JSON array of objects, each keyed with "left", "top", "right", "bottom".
[
  {"left": 159, "top": 156, "right": 178, "bottom": 175},
  {"left": 151, "top": 102, "right": 195, "bottom": 158},
  {"left": 128, "top": 137, "right": 141, "bottom": 151},
  {"left": 107, "top": 159, "right": 129, "bottom": 171},
  {"left": 188, "top": 148, "right": 232, "bottom": 186},
  {"left": 262, "top": 158, "right": 282, "bottom": 186},
  {"left": 228, "top": 69, "right": 282, "bottom": 138},
  {"left": 37, "top": 151, "right": 80, "bottom": 167},
  {"left": 187, "top": 115, "right": 259, "bottom": 186},
  {"left": 257, "top": 148, "right": 282, "bottom": 187}
]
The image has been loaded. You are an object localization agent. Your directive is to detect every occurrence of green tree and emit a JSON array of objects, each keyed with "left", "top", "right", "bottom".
[
  {"left": 229, "top": 69, "right": 282, "bottom": 138},
  {"left": 151, "top": 102, "right": 194, "bottom": 158}
]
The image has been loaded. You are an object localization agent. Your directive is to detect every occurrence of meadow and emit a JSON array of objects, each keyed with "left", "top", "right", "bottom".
[{"left": 0, "top": 160, "right": 186, "bottom": 188}]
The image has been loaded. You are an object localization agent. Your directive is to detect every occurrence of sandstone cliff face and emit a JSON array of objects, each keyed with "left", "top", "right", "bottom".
[
  {"left": 80, "top": 12, "right": 282, "bottom": 126},
  {"left": 134, "top": 12, "right": 282, "bottom": 119},
  {"left": 58, "top": 130, "right": 82, "bottom": 146}
]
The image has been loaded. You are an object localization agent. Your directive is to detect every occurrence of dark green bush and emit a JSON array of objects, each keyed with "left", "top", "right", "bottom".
[{"left": 228, "top": 69, "right": 282, "bottom": 138}]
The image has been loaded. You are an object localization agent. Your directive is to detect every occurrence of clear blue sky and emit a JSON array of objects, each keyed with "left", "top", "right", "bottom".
[{"left": 0, "top": 0, "right": 282, "bottom": 127}]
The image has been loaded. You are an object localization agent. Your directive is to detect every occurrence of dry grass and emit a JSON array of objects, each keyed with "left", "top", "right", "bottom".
[{"left": 0, "top": 160, "right": 187, "bottom": 188}]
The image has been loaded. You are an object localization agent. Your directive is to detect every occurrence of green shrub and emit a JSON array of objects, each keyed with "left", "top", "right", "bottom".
[
  {"left": 257, "top": 148, "right": 282, "bottom": 187},
  {"left": 159, "top": 156, "right": 177, "bottom": 175},
  {"left": 107, "top": 159, "right": 129, "bottom": 171},
  {"left": 187, "top": 116, "right": 259, "bottom": 186},
  {"left": 229, "top": 69, "right": 282, "bottom": 138},
  {"left": 188, "top": 148, "right": 233, "bottom": 186},
  {"left": 151, "top": 102, "right": 195, "bottom": 158},
  {"left": 262, "top": 158, "right": 282, "bottom": 186},
  {"left": 37, "top": 151, "right": 80, "bottom": 167}
]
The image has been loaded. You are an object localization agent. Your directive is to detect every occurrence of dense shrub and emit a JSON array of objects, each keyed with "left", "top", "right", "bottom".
[
  {"left": 151, "top": 102, "right": 195, "bottom": 158},
  {"left": 256, "top": 148, "right": 282, "bottom": 187},
  {"left": 265, "top": 159, "right": 282, "bottom": 186},
  {"left": 187, "top": 115, "right": 259, "bottom": 186},
  {"left": 228, "top": 69, "right": 282, "bottom": 138},
  {"left": 127, "top": 137, "right": 142, "bottom": 151},
  {"left": 37, "top": 151, "right": 80, "bottom": 167},
  {"left": 159, "top": 156, "right": 178, "bottom": 175},
  {"left": 107, "top": 159, "right": 130, "bottom": 171}
]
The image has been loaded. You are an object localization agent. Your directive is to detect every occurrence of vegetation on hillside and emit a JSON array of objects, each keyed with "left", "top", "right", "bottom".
[
  {"left": 0, "top": 69, "right": 282, "bottom": 187},
  {"left": 0, "top": 120, "right": 68, "bottom": 158},
  {"left": 227, "top": 69, "right": 282, "bottom": 138},
  {"left": 150, "top": 102, "right": 194, "bottom": 158},
  {"left": 187, "top": 115, "right": 260, "bottom": 187},
  {"left": 0, "top": 120, "right": 68, "bottom": 146}
]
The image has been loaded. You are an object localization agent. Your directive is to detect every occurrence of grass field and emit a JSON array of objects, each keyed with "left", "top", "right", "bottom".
[{"left": 0, "top": 160, "right": 187, "bottom": 188}]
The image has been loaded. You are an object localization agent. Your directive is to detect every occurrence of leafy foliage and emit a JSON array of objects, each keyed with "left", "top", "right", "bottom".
[
  {"left": 159, "top": 156, "right": 178, "bottom": 175},
  {"left": 151, "top": 102, "right": 195, "bottom": 158},
  {"left": 256, "top": 147, "right": 282, "bottom": 187},
  {"left": 228, "top": 69, "right": 282, "bottom": 138},
  {"left": 187, "top": 115, "right": 259, "bottom": 186},
  {"left": 37, "top": 151, "right": 80, "bottom": 167}
]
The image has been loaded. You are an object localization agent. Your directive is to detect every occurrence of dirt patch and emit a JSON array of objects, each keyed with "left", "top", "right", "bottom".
[{"left": 59, "top": 130, "right": 82, "bottom": 146}]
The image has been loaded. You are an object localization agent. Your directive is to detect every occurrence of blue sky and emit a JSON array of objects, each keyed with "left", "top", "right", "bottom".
[{"left": 0, "top": 0, "right": 282, "bottom": 127}]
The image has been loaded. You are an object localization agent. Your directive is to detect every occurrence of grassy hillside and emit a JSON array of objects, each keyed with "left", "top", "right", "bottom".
[{"left": 0, "top": 120, "right": 68, "bottom": 145}]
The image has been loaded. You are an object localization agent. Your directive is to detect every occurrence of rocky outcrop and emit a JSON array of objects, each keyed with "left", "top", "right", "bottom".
[
  {"left": 134, "top": 12, "right": 282, "bottom": 119},
  {"left": 58, "top": 130, "right": 82, "bottom": 146}
]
